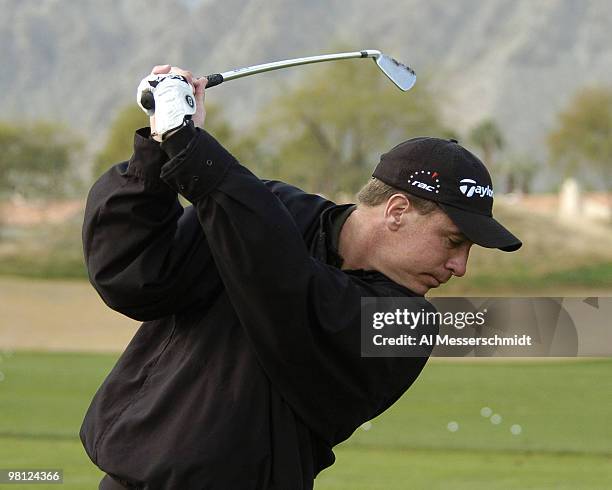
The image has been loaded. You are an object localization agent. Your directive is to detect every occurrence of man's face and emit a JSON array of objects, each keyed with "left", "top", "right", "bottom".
[{"left": 376, "top": 196, "right": 473, "bottom": 295}]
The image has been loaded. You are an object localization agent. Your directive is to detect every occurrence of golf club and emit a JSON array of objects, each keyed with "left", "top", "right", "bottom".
[{"left": 140, "top": 49, "right": 416, "bottom": 111}]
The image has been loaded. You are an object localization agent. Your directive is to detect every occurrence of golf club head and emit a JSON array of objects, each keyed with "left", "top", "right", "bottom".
[{"left": 375, "top": 55, "right": 416, "bottom": 91}]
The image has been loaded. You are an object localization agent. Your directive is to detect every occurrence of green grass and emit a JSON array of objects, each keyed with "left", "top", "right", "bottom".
[
  {"left": 0, "top": 254, "right": 609, "bottom": 292},
  {"left": 318, "top": 446, "right": 612, "bottom": 490},
  {"left": 341, "top": 359, "right": 612, "bottom": 454},
  {"left": 444, "top": 262, "right": 612, "bottom": 293},
  {"left": 0, "top": 352, "right": 611, "bottom": 488},
  {"left": 543, "top": 262, "right": 612, "bottom": 287},
  {"left": 0, "top": 220, "right": 87, "bottom": 279},
  {"left": 0, "top": 438, "right": 101, "bottom": 489},
  {"left": 316, "top": 447, "right": 612, "bottom": 490},
  {"left": 0, "top": 352, "right": 112, "bottom": 438},
  {"left": 0, "top": 352, "right": 112, "bottom": 489},
  {"left": 0, "top": 255, "right": 87, "bottom": 279}
]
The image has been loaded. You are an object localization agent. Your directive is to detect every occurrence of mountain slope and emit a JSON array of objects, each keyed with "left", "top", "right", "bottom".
[{"left": 1, "top": 0, "right": 611, "bottom": 164}]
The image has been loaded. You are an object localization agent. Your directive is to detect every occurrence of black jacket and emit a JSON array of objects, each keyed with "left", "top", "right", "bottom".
[{"left": 81, "top": 124, "right": 434, "bottom": 489}]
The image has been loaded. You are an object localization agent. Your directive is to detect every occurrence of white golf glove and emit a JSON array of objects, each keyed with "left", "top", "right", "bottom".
[{"left": 137, "top": 73, "right": 196, "bottom": 138}]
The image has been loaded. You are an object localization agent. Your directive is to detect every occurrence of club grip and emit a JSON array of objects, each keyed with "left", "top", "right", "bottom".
[
  {"left": 204, "top": 73, "right": 224, "bottom": 88},
  {"left": 139, "top": 73, "right": 224, "bottom": 111},
  {"left": 140, "top": 91, "right": 156, "bottom": 111}
]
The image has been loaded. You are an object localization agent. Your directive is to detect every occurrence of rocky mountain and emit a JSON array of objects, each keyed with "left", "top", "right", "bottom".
[{"left": 1, "top": 0, "right": 611, "bottom": 169}]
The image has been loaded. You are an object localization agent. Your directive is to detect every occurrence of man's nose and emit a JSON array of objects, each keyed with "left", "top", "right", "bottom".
[{"left": 447, "top": 244, "right": 471, "bottom": 277}]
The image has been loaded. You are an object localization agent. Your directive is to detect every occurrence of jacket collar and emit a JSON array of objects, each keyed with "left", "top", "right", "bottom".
[
  {"left": 311, "top": 203, "right": 420, "bottom": 296},
  {"left": 311, "top": 203, "right": 354, "bottom": 265}
]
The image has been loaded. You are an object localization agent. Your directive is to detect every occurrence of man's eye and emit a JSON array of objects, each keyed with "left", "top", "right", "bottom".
[{"left": 447, "top": 237, "right": 462, "bottom": 247}]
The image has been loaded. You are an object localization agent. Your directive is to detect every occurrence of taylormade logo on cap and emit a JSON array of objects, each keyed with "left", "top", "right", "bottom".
[{"left": 459, "top": 178, "right": 494, "bottom": 198}]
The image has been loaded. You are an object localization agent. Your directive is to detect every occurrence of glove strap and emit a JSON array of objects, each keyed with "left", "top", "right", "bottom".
[{"left": 152, "top": 116, "right": 193, "bottom": 141}]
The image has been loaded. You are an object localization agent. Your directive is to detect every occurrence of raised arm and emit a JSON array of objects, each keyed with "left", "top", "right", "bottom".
[
  {"left": 85, "top": 66, "right": 332, "bottom": 321},
  {"left": 84, "top": 130, "right": 332, "bottom": 322},
  {"left": 83, "top": 129, "right": 222, "bottom": 321}
]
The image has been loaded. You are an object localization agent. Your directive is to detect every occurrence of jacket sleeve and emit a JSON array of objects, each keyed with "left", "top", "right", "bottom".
[
  {"left": 83, "top": 128, "right": 333, "bottom": 322},
  {"left": 159, "top": 126, "right": 433, "bottom": 445},
  {"left": 83, "top": 128, "right": 223, "bottom": 321}
]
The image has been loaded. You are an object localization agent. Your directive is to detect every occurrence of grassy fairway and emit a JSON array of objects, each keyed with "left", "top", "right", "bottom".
[
  {"left": 0, "top": 352, "right": 112, "bottom": 489},
  {"left": 0, "top": 353, "right": 610, "bottom": 489},
  {"left": 317, "top": 359, "right": 612, "bottom": 489},
  {"left": 318, "top": 446, "right": 611, "bottom": 490}
]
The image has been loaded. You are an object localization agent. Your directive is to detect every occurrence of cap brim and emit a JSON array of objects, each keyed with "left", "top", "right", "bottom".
[{"left": 439, "top": 204, "right": 522, "bottom": 252}]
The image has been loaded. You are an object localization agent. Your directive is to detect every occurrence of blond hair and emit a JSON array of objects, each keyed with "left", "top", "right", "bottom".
[{"left": 356, "top": 178, "right": 438, "bottom": 215}]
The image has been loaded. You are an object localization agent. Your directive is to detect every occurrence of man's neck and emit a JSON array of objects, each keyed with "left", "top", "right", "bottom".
[{"left": 338, "top": 206, "right": 375, "bottom": 271}]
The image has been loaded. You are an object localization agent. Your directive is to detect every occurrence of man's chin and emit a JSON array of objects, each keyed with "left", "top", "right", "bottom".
[
  {"left": 417, "top": 275, "right": 448, "bottom": 295},
  {"left": 422, "top": 274, "right": 442, "bottom": 291},
  {"left": 388, "top": 274, "right": 437, "bottom": 296},
  {"left": 402, "top": 280, "right": 430, "bottom": 296}
]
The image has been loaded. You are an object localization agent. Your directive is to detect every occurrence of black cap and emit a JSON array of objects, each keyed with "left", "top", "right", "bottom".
[{"left": 372, "top": 137, "right": 522, "bottom": 252}]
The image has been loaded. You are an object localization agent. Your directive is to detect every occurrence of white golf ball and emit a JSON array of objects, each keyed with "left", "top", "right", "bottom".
[
  {"left": 510, "top": 424, "right": 522, "bottom": 435},
  {"left": 361, "top": 421, "right": 373, "bottom": 431},
  {"left": 480, "top": 407, "right": 493, "bottom": 418},
  {"left": 447, "top": 421, "right": 459, "bottom": 432},
  {"left": 490, "top": 414, "right": 502, "bottom": 425}
]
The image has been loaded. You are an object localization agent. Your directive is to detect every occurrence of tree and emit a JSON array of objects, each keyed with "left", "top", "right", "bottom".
[
  {"left": 245, "top": 57, "right": 448, "bottom": 198},
  {"left": 94, "top": 105, "right": 149, "bottom": 177},
  {"left": 0, "top": 121, "right": 83, "bottom": 199},
  {"left": 468, "top": 119, "right": 504, "bottom": 169},
  {"left": 497, "top": 154, "right": 539, "bottom": 194},
  {"left": 547, "top": 86, "right": 612, "bottom": 186},
  {"left": 202, "top": 104, "right": 255, "bottom": 163}
]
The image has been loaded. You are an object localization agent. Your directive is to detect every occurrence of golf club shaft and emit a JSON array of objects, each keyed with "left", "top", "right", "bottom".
[{"left": 204, "top": 50, "right": 382, "bottom": 88}]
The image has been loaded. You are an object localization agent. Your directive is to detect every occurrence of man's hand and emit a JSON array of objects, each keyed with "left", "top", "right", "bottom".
[{"left": 138, "top": 65, "right": 208, "bottom": 141}]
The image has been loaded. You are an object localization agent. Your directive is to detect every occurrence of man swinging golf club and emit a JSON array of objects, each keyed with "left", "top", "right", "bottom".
[{"left": 81, "top": 63, "right": 521, "bottom": 490}]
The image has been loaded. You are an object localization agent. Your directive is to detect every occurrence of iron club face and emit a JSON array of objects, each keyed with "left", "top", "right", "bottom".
[{"left": 374, "top": 53, "right": 416, "bottom": 91}]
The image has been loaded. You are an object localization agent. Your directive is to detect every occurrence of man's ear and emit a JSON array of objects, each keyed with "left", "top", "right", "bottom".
[{"left": 384, "top": 194, "right": 411, "bottom": 231}]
